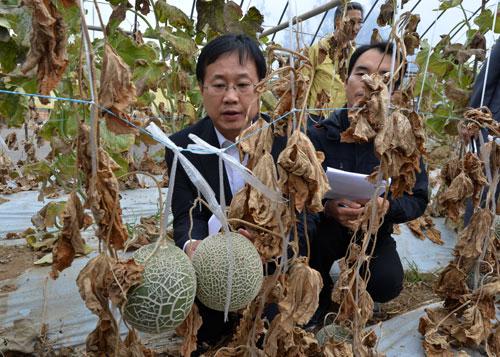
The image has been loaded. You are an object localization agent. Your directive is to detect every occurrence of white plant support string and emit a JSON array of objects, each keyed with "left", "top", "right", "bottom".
[
  {"left": 80, "top": 0, "right": 97, "bottom": 178},
  {"left": 147, "top": 123, "right": 234, "bottom": 321},
  {"left": 287, "top": 0, "right": 297, "bottom": 128},
  {"left": 416, "top": 6, "right": 440, "bottom": 112}
]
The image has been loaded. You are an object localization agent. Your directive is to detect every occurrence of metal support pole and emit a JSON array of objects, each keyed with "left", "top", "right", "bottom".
[{"left": 259, "top": 0, "right": 341, "bottom": 39}]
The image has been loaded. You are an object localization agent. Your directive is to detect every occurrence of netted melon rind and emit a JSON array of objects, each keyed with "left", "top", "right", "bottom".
[
  {"left": 192, "top": 232, "right": 263, "bottom": 312},
  {"left": 122, "top": 242, "right": 196, "bottom": 334},
  {"left": 494, "top": 214, "right": 500, "bottom": 239},
  {"left": 315, "top": 324, "right": 353, "bottom": 345}
]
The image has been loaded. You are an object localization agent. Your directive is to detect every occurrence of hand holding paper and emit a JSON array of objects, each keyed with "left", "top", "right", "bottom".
[{"left": 324, "top": 167, "right": 388, "bottom": 201}]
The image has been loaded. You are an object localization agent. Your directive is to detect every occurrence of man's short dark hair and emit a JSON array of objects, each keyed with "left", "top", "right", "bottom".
[
  {"left": 347, "top": 41, "right": 407, "bottom": 88},
  {"left": 334, "top": 1, "right": 363, "bottom": 29},
  {"left": 196, "top": 33, "right": 266, "bottom": 83}
]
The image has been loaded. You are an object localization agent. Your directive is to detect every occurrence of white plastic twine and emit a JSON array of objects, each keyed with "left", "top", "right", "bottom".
[
  {"left": 147, "top": 123, "right": 234, "bottom": 320},
  {"left": 288, "top": 0, "right": 297, "bottom": 128},
  {"left": 79, "top": 0, "right": 97, "bottom": 178},
  {"left": 187, "top": 134, "right": 287, "bottom": 203},
  {"left": 416, "top": 6, "right": 440, "bottom": 112},
  {"left": 479, "top": 1, "right": 499, "bottom": 108}
]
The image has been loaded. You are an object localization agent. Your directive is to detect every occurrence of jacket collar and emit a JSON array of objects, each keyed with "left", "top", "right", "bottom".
[{"left": 318, "top": 107, "right": 350, "bottom": 141}]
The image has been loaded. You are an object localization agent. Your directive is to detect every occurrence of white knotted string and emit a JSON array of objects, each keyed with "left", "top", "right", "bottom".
[
  {"left": 187, "top": 134, "right": 286, "bottom": 203},
  {"left": 147, "top": 123, "right": 234, "bottom": 320}
]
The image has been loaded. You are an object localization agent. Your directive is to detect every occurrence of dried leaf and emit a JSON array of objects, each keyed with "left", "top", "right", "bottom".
[
  {"left": 20, "top": 0, "right": 69, "bottom": 104},
  {"left": 277, "top": 257, "right": 322, "bottom": 328},
  {"left": 377, "top": 0, "right": 394, "bottom": 27},
  {"left": 50, "top": 192, "right": 88, "bottom": 279},
  {"left": 106, "top": 258, "right": 143, "bottom": 305},
  {"left": 277, "top": 130, "right": 330, "bottom": 213},
  {"left": 439, "top": 172, "right": 474, "bottom": 222},
  {"left": 454, "top": 208, "right": 493, "bottom": 259},
  {"left": 434, "top": 263, "right": 469, "bottom": 302},
  {"left": 77, "top": 121, "right": 128, "bottom": 249},
  {"left": 406, "top": 214, "right": 444, "bottom": 245},
  {"left": 332, "top": 245, "right": 374, "bottom": 327},
  {"left": 76, "top": 254, "right": 134, "bottom": 356},
  {"left": 175, "top": 303, "right": 202, "bottom": 357},
  {"left": 99, "top": 43, "right": 138, "bottom": 135}
]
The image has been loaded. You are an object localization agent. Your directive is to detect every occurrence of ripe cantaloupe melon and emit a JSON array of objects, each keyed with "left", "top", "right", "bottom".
[
  {"left": 122, "top": 242, "right": 196, "bottom": 334},
  {"left": 192, "top": 232, "right": 263, "bottom": 312}
]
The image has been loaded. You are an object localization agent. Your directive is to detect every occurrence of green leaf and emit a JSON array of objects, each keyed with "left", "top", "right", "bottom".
[
  {"left": 223, "top": 1, "right": 243, "bottom": 33},
  {"left": 158, "top": 28, "right": 198, "bottom": 57},
  {"left": 106, "top": 0, "right": 128, "bottom": 6},
  {"left": 0, "top": 37, "right": 17, "bottom": 72},
  {"left": 474, "top": 9, "right": 500, "bottom": 33},
  {"left": 156, "top": 0, "right": 193, "bottom": 29},
  {"left": 0, "top": 88, "right": 28, "bottom": 127},
  {"left": 34, "top": 252, "right": 53, "bottom": 266},
  {"left": 133, "top": 60, "right": 167, "bottom": 89},
  {"left": 425, "top": 116, "right": 447, "bottom": 136},
  {"left": 60, "top": 4, "right": 80, "bottom": 35},
  {"left": 240, "top": 6, "right": 264, "bottom": 37},
  {"left": 100, "top": 121, "right": 135, "bottom": 152},
  {"left": 109, "top": 151, "right": 128, "bottom": 178},
  {"left": 111, "top": 32, "right": 158, "bottom": 67},
  {"left": 438, "top": 0, "right": 462, "bottom": 10},
  {"left": 196, "top": 0, "right": 225, "bottom": 34}
]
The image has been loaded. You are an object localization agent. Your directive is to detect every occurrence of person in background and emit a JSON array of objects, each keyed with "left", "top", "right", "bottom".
[
  {"left": 304, "top": 42, "right": 429, "bottom": 328},
  {"left": 304, "top": 1, "right": 363, "bottom": 128},
  {"left": 463, "top": 39, "right": 500, "bottom": 226}
]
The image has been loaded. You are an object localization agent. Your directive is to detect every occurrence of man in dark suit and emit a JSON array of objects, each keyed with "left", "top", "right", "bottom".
[
  {"left": 470, "top": 39, "right": 500, "bottom": 121},
  {"left": 463, "top": 40, "right": 500, "bottom": 226},
  {"left": 165, "top": 33, "right": 286, "bottom": 347}
]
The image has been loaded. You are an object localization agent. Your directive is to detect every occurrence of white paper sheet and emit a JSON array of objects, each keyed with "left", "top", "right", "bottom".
[{"left": 325, "top": 167, "right": 388, "bottom": 201}]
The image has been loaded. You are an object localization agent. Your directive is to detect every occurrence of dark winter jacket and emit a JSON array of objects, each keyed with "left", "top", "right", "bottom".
[{"left": 307, "top": 108, "right": 429, "bottom": 237}]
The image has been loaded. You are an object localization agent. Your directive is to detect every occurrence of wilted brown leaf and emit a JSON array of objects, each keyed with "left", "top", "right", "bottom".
[
  {"left": 445, "top": 78, "right": 471, "bottom": 105},
  {"left": 434, "top": 263, "right": 469, "bottom": 302},
  {"left": 20, "top": 0, "right": 69, "bottom": 104},
  {"left": 77, "top": 122, "right": 128, "bottom": 249},
  {"left": 454, "top": 208, "right": 493, "bottom": 259},
  {"left": 377, "top": 0, "right": 394, "bottom": 27},
  {"left": 277, "top": 257, "right": 322, "bottom": 328},
  {"left": 332, "top": 246, "right": 374, "bottom": 327},
  {"left": 106, "top": 257, "right": 143, "bottom": 305},
  {"left": 343, "top": 73, "right": 390, "bottom": 144},
  {"left": 77, "top": 254, "right": 141, "bottom": 356},
  {"left": 439, "top": 172, "right": 474, "bottom": 222},
  {"left": 5, "top": 132, "right": 17, "bottom": 150},
  {"left": 50, "top": 192, "right": 89, "bottom": 279},
  {"left": 468, "top": 31, "right": 486, "bottom": 51},
  {"left": 370, "top": 28, "right": 383, "bottom": 44},
  {"left": 488, "top": 323, "right": 500, "bottom": 356},
  {"left": 99, "top": 43, "right": 138, "bottom": 135},
  {"left": 175, "top": 303, "right": 202, "bottom": 357},
  {"left": 403, "top": 13, "right": 420, "bottom": 55},
  {"left": 406, "top": 214, "right": 444, "bottom": 245},
  {"left": 277, "top": 130, "right": 330, "bottom": 213}
]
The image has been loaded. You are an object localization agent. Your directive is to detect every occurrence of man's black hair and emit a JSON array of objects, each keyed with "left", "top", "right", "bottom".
[
  {"left": 196, "top": 33, "right": 266, "bottom": 83},
  {"left": 347, "top": 41, "right": 407, "bottom": 88},
  {"left": 334, "top": 1, "right": 363, "bottom": 29}
]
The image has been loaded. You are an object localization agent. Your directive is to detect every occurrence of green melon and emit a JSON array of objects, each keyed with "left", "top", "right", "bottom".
[
  {"left": 315, "top": 324, "right": 353, "bottom": 345},
  {"left": 122, "top": 242, "right": 196, "bottom": 334},
  {"left": 494, "top": 214, "right": 500, "bottom": 239},
  {"left": 192, "top": 232, "right": 263, "bottom": 312}
]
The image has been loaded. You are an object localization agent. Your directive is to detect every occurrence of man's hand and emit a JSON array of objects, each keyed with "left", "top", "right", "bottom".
[
  {"left": 324, "top": 197, "right": 390, "bottom": 228},
  {"left": 185, "top": 240, "right": 203, "bottom": 259},
  {"left": 324, "top": 199, "right": 362, "bottom": 228},
  {"left": 459, "top": 125, "right": 479, "bottom": 145},
  {"left": 355, "top": 197, "right": 390, "bottom": 214},
  {"left": 237, "top": 228, "right": 255, "bottom": 243}
]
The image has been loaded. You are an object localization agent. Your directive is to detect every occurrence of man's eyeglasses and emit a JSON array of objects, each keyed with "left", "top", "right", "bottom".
[{"left": 203, "top": 82, "right": 255, "bottom": 96}]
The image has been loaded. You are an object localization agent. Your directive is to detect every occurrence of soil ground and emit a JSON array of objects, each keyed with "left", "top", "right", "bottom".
[{"left": 0, "top": 244, "right": 41, "bottom": 286}]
